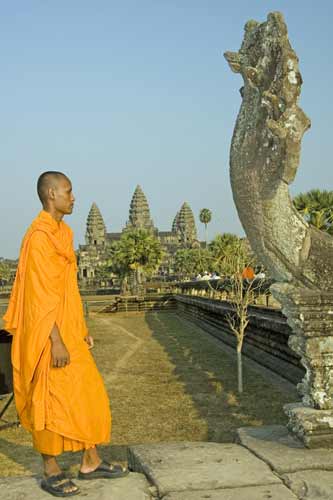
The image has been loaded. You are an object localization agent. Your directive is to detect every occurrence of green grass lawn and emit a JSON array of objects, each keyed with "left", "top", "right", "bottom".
[{"left": 0, "top": 312, "right": 296, "bottom": 476}]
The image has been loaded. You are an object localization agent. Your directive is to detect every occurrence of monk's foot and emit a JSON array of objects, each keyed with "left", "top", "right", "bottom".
[
  {"left": 78, "top": 460, "right": 129, "bottom": 480},
  {"left": 79, "top": 458, "right": 102, "bottom": 474},
  {"left": 42, "top": 455, "right": 62, "bottom": 478},
  {"left": 80, "top": 447, "right": 101, "bottom": 473},
  {"left": 41, "top": 473, "right": 80, "bottom": 497}
]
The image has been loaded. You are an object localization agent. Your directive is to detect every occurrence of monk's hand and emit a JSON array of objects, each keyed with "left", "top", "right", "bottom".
[
  {"left": 51, "top": 338, "right": 70, "bottom": 368},
  {"left": 84, "top": 335, "right": 94, "bottom": 349},
  {"left": 49, "top": 323, "right": 70, "bottom": 367}
]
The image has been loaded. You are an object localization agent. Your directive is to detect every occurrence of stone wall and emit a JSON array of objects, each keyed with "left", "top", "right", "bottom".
[
  {"left": 86, "top": 293, "right": 177, "bottom": 314},
  {"left": 174, "top": 279, "right": 281, "bottom": 309},
  {"left": 175, "top": 294, "right": 304, "bottom": 385}
]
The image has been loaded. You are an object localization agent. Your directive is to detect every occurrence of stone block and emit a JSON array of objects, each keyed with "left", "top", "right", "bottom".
[
  {"left": 237, "top": 425, "right": 333, "bottom": 474},
  {"left": 285, "top": 402, "right": 333, "bottom": 448},
  {"left": 128, "top": 441, "right": 281, "bottom": 497},
  {"left": 164, "top": 484, "right": 298, "bottom": 500},
  {"left": 282, "top": 470, "right": 333, "bottom": 499}
]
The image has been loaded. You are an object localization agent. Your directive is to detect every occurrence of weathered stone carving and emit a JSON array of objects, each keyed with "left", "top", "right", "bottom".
[{"left": 225, "top": 12, "right": 333, "bottom": 447}]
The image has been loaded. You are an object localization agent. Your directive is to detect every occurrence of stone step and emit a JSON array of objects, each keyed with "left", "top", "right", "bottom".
[
  {"left": 164, "top": 484, "right": 298, "bottom": 499},
  {"left": 128, "top": 441, "right": 283, "bottom": 498}
]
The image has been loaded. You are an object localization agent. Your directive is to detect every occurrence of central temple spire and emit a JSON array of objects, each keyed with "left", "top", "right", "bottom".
[{"left": 126, "top": 185, "right": 155, "bottom": 231}]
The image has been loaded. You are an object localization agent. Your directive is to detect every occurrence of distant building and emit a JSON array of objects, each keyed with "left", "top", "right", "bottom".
[
  {"left": 77, "top": 185, "right": 200, "bottom": 287},
  {"left": 0, "top": 257, "right": 18, "bottom": 287}
]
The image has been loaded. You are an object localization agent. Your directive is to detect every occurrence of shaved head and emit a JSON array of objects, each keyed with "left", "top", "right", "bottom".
[{"left": 37, "top": 171, "right": 69, "bottom": 206}]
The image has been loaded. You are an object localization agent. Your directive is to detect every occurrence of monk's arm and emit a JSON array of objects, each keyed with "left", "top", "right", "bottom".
[
  {"left": 24, "top": 232, "right": 70, "bottom": 368},
  {"left": 50, "top": 323, "right": 70, "bottom": 368}
]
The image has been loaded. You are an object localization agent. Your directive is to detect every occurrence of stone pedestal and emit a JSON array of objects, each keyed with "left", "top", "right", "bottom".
[
  {"left": 272, "top": 284, "right": 333, "bottom": 448},
  {"left": 285, "top": 403, "right": 333, "bottom": 448}
]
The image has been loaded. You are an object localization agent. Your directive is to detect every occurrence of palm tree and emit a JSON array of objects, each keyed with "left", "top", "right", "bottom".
[
  {"left": 190, "top": 248, "right": 212, "bottom": 276},
  {"left": 293, "top": 189, "right": 333, "bottom": 234},
  {"left": 113, "top": 229, "right": 163, "bottom": 294},
  {"left": 174, "top": 249, "right": 193, "bottom": 279},
  {"left": 174, "top": 248, "right": 212, "bottom": 280},
  {"left": 199, "top": 208, "right": 212, "bottom": 246},
  {"left": 209, "top": 233, "right": 247, "bottom": 276}
]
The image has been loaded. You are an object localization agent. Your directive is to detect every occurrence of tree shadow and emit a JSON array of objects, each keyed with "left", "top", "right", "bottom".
[
  {"left": 0, "top": 436, "right": 42, "bottom": 475},
  {"left": 144, "top": 311, "right": 296, "bottom": 443},
  {"left": 0, "top": 435, "right": 128, "bottom": 477}
]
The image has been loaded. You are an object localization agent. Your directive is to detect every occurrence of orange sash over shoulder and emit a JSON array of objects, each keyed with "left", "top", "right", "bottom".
[{"left": 3, "top": 210, "right": 111, "bottom": 444}]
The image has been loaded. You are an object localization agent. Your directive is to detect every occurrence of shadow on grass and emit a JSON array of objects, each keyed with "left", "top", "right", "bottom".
[
  {"left": 0, "top": 436, "right": 41, "bottom": 475},
  {"left": 145, "top": 312, "right": 294, "bottom": 443},
  {"left": 0, "top": 436, "right": 128, "bottom": 477}
]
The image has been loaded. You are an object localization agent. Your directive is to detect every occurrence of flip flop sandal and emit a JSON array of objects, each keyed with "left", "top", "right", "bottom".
[
  {"left": 78, "top": 461, "right": 129, "bottom": 480},
  {"left": 41, "top": 473, "right": 81, "bottom": 497}
]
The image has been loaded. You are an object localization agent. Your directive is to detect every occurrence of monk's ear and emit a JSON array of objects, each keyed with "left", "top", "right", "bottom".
[{"left": 48, "top": 186, "right": 56, "bottom": 201}]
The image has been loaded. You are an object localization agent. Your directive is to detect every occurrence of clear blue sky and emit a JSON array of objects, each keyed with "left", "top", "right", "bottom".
[{"left": 1, "top": 1, "right": 332, "bottom": 258}]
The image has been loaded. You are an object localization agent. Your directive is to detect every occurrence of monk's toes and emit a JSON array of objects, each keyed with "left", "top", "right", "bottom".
[
  {"left": 41, "top": 474, "right": 81, "bottom": 496},
  {"left": 66, "top": 486, "right": 78, "bottom": 493}
]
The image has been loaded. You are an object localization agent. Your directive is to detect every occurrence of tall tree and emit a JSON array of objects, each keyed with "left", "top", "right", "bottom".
[
  {"left": 209, "top": 233, "right": 246, "bottom": 276},
  {"left": 199, "top": 208, "right": 212, "bottom": 246},
  {"left": 293, "top": 189, "right": 333, "bottom": 234},
  {"left": 113, "top": 229, "right": 163, "bottom": 294},
  {"left": 174, "top": 249, "right": 193, "bottom": 280},
  {"left": 174, "top": 248, "right": 211, "bottom": 279}
]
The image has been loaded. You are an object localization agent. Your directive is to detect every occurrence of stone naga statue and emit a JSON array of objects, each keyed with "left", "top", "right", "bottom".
[
  {"left": 224, "top": 12, "right": 333, "bottom": 290},
  {"left": 225, "top": 12, "right": 333, "bottom": 447}
]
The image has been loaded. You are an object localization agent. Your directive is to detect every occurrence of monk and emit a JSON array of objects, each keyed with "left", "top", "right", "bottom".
[{"left": 3, "top": 171, "right": 128, "bottom": 497}]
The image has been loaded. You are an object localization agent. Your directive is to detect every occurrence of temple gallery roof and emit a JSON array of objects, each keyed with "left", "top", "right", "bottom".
[
  {"left": 158, "top": 231, "right": 175, "bottom": 236},
  {"left": 106, "top": 232, "right": 122, "bottom": 240}
]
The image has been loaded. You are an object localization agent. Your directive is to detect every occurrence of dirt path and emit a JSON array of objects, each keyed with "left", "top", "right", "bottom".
[
  {"left": 0, "top": 312, "right": 296, "bottom": 476},
  {"left": 97, "top": 316, "right": 145, "bottom": 382}
]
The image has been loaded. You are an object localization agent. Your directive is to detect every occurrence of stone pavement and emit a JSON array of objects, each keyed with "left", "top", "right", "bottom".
[{"left": 1, "top": 425, "right": 333, "bottom": 499}]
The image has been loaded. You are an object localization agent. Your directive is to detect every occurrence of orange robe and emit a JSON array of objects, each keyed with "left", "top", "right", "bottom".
[{"left": 3, "top": 210, "right": 111, "bottom": 455}]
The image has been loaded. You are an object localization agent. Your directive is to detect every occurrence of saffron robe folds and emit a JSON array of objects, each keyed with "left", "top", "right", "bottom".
[{"left": 3, "top": 210, "right": 111, "bottom": 447}]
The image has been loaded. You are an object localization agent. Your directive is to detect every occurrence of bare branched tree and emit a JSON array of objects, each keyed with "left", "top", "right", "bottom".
[
  {"left": 225, "top": 250, "right": 262, "bottom": 393},
  {"left": 204, "top": 237, "right": 263, "bottom": 392}
]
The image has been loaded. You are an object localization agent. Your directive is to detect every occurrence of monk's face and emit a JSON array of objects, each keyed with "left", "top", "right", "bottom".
[{"left": 50, "top": 177, "right": 75, "bottom": 215}]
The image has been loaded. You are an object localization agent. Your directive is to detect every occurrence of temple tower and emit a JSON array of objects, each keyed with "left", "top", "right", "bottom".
[
  {"left": 174, "top": 202, "right": 197, "bottom": 246},
  {"left": 172, "top": 211, "right": 180, "bottom": 233},
  {"left": 85, "top": 202, "right": 106, "bottom": 246},
  {"left": 126, "top": 185, "right": 155, "bottom": 231}
]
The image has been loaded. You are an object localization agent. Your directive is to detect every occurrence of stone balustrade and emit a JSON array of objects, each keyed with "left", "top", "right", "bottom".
[{"left": 174, "top": 278, "right": 281, "bottom": 309}]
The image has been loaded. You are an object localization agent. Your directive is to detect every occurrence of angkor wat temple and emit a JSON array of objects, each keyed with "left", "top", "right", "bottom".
[{"left": 77, "top": 185, "right": 201, "bottom": 286}]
